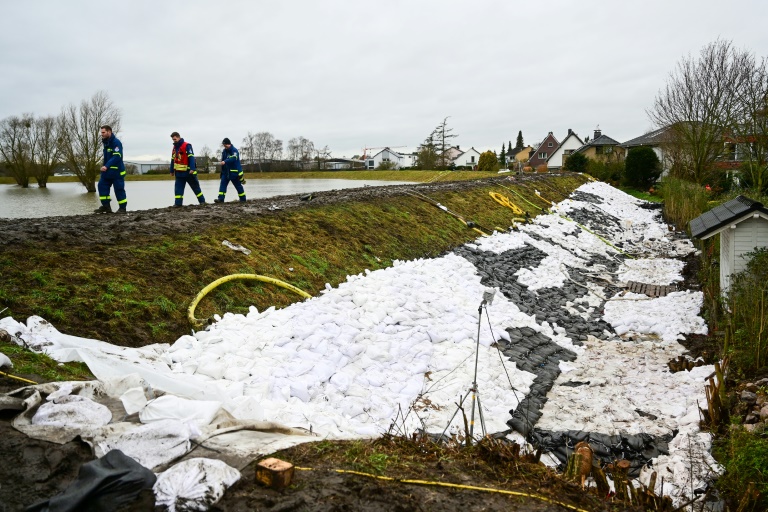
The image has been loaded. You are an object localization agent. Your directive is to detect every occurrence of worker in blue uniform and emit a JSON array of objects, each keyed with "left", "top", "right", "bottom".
[
  {"left": 95, "top": 125, "right": 127, "bottom": 213},
  {"left": 215, "top": 137, "right": 246, "bottom": 203},
  {"left": 169, "top": 132, "right": 206, "bottom": 207}
]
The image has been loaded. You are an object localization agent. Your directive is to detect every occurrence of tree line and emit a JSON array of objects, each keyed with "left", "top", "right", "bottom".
[
  {"left": 0, "top": 90, "right": 336, "bottom": 189},
  {"left": 0, "top": 91, "right": 121, "bottom": 192}
]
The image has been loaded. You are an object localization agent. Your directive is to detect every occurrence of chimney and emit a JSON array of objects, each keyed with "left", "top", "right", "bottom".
[
  {"left": 594, "top": 127, "right": 601, "bottom": 140},
  {"left": 568, "top": 128, "right": 573, "bottom": 135}
]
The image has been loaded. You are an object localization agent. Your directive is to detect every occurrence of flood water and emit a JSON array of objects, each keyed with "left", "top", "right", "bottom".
[{"left": 0, "top": 178, "right": 413, "bottom": 219}]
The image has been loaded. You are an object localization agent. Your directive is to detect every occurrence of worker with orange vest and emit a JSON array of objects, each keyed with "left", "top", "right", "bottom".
[{"left": 169, "top": 132, "right": 206, "bottom": 207}]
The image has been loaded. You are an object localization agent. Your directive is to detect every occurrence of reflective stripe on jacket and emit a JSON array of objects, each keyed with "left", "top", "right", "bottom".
[
  {"left": 171, "top": 139, "right": 196, "bottom": 172},
  {"left": 103, "top": 134, "right": 125, "bottom": 173}
]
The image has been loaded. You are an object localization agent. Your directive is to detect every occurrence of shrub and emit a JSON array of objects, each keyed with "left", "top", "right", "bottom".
[
  {"left": 376, "top": 160, "right": 398, "bottom": 170},
  {"left": 145, "top": 166, "right": 169, "bottom": 175},
  {"left": 738, "top": 162, "right": 768, "bottom": 194},
  {"left": 715, "top": 427, "right": 768, "bottom": 510},
  {"left": 624, "top": 147, "right": 661, "bottom": 188},
  {"left": 657, "top": 177, "right": 710, "bottom": 231},
  {"left": 586, "top": 159, "right": 624, "bottom": 184},
  {"left": 477, "top": 151, "right": 498, "bottom": 173},
  {"left": 563, "top": 152, "right": 588, "bottom": 173},
  {"left": 536, "top": 164, "right": 548, "bottom": 173},
  {"left": 727, "top": 248, "right": 768, "bottom": 373}
]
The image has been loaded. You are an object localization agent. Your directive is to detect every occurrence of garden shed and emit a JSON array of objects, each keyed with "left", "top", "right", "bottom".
[{"left": 689, "top": 195, "right": 768, "bottom": 294}]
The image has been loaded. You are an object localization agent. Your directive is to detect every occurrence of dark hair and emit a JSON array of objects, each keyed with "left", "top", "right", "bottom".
[
  {"left": 100, "top": 125, "right": 112, "bottom": 132},
  {"left": 170, "top": 131, "right": 180, "bottom": 138},
  {"left": 222, "top": 137, "right": 231, "bottom": 145}
]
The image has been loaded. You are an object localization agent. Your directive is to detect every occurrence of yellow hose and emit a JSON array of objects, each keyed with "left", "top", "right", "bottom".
[
  {"left": 497, "top": 185, "right": 546, "bottom": 212},
  {"left": 0, "top": 370, "right": 38, "bottom": 385},
  {"left": 489, "top": 192, "right": 525, "bottom": 215},
  {"left": 295, "top": 467, "right": 590, "bottom": 512},
  {"left": 188, "top": 274, "right": 312, "bottom": 327},
  {"left": 534, "top": 189, "right": 555, "bottom": 206}
]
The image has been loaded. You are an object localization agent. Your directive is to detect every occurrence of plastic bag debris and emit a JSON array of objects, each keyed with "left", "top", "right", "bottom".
[
  {"left": 26, "top": 449, "right": 156, "bottom": 512},
  {"left": 222, "top": 240, "right": 251, "bottom": 255},
  {"left": 0, "top": 351, "right": 12, "bottom": 369},
  {"left": 153, "top": 458, "right": 240, "bottom": 512}
]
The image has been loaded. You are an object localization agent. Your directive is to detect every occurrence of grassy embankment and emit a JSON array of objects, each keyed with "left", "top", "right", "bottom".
[
  {"left": 659, "top": 176, "right": 768, "bottom": 509},
  {"left": 0, "top": 173, "right": 586, "bottom": 375}
]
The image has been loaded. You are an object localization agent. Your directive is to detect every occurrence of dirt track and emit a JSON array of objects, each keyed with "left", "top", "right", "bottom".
[{"left": 0, "top": 175, "right": 559, "bottom": 248}]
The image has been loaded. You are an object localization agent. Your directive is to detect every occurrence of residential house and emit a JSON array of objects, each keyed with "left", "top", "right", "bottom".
[
  {"left": 547, "top": 129, "right": 584, "bottom": 170},
  {"left": 452, "top": 147, "right": 481, "bottom": 169},
  {"left": 528, "top": 132, "right": 559, "bottom": 169},
  {"left": 621, "top": 126, "right": 673, "bottom": 174},
  {"left": 573, "top": 128, "right": 625, "bottom": 161},
  {"left": 366, "top": 148, "right": 415, "bottom": 170}
]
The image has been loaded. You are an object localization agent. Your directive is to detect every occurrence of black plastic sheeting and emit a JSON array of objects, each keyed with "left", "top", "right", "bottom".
[
  {"left": 26, "top": 450, "right": 156, "bottom": 512},
  {"left": 454, "top": 208, "right": 678, "bottom": 477}
]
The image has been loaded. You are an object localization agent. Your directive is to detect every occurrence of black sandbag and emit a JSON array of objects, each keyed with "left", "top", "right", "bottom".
[{"left": 26, "top": 450, "right": 156, "bottom": 512}]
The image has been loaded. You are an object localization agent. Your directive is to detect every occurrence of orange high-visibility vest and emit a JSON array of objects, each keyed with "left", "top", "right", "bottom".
[{"left": 172, "top": 142, "right": 190, "bottom": 171}]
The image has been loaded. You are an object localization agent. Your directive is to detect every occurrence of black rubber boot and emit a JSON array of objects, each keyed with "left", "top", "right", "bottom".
[
  {"left": 94, "top": 205, "right": 112, "bottom": 214},
  {"left": 213, "top": 198, "right": 224, "bottom": 203},
  {"left": 116, "top": 208, "right": 127, "bottom": 214}
]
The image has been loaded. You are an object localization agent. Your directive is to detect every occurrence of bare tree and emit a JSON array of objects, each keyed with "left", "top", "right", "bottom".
[
  {"left": 33, "top": 115, "right": 59, "bottom": 187},
  {"left": 269, "top": 137, "right": 283, "bottom": 163},
  {"left": 314, "top": 145, "right": 332, "bottom": 170},
  {"left": 649, "top": 40, "right": 754, "bottom": 184},
  {"left": 731, "top": 54, "right": 768, "bottom": 192},
  {"left": 240, "top": 132, "right": 256, "bottom": 168},
  {"left": 198, "top": 145, "right": 216, "bottom": 173},
  {"left": 0, "top": 114, "right": 36, "bottom": 188},
  {"left": 248, "top": 131, "right": 280, "bottom": 172},
  {"left": 287, "top": 136, "right": 314, "bottom": 169},
  {"left": 431, "top": 117, "right": 458, "bottom": 170},
  {"left": 57, "top": 91, "right": 122, "bottom": 192}
]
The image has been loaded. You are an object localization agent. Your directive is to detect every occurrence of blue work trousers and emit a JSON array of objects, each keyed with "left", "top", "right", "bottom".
[
  {"left": 174, "top": 172, "right": 205, "bottom": 205},
  {"left": 97, "top": 169, "right": 127, "bottom": 209},
  {"left": 218, "top": 171, "right": 246, "bottom": 202}
]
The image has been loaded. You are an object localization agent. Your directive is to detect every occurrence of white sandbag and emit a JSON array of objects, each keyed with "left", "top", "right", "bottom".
[
  {"left": 139, "top": 395, "right": 221, "bottom": 426},
  {"left": 154, "top": 458, "right": 240, "bottom": 512},
  {"left": 32, "top": 394, "right": 112, "bottom": 429},
  {"left": 120, "top": 386, "right": 148, "bottom": 415},
  {"left": 96, "top": 419, "right": 198, "bottom": 470},
  {"left": 0, "top": 351, "right": 12, "bottom": 369}
]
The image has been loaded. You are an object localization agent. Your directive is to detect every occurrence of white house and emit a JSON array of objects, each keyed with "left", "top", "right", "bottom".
[
  {"left": 547, "top": 129, "right": 584, "bottom": 170},
  {"left": 452, "top": 147, "right": 481, "bottom": 169},
  {"left": 690, "top": 196, "right": 768, "bottom": 294},
  {"left": 366, "top": 148, "right": 415, "bottom": 170}
]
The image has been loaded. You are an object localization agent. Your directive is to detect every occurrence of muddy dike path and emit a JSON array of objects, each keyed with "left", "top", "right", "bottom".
[{"left": 0, "top": 173, "right": 628, "bottom": 512}]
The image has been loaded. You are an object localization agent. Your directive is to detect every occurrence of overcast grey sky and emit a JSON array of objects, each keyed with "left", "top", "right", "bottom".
[{"left": 1, "top": 0, "right": 767, "bottom": 161}]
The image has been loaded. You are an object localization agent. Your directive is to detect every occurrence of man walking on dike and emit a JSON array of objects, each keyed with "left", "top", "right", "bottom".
[
  {"left": 215, "top": 137, "right": 246, "bottom": 203},
  {"left": 170, "top": 132, "right": 206, "bottom": 207},
  {"left": 95, "top": 125, "right": 127, "bottom": 214}
]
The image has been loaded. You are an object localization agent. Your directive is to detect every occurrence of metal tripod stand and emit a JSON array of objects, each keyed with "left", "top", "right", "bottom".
[{"left": 440, "top": 290, "right": 495, "bottom": 444}]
